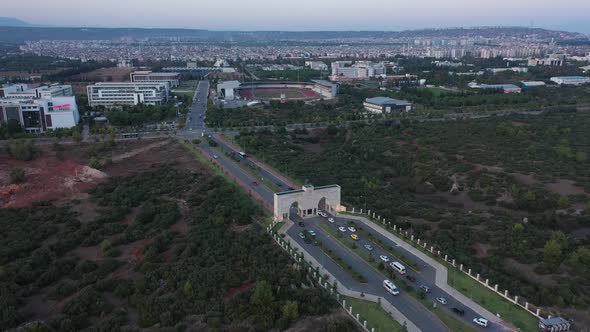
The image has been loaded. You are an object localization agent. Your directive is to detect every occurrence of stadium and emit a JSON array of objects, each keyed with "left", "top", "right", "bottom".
[{"left": 236, "top": 80, "right": 338, "bottom": 101}]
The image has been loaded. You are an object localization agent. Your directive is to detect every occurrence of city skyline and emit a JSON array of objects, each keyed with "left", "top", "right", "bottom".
[{"left": 2, "top": 0, "right": 590, "bottom": 33}]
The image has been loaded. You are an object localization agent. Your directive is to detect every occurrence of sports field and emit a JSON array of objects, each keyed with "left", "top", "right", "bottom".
[{"left": 239, "top": 88, "right": 320, "bottom": 100}]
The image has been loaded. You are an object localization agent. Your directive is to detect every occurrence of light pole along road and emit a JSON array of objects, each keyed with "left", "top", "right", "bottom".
[{"left": 182, "top": 80, "right": 508, "bottom": 332}]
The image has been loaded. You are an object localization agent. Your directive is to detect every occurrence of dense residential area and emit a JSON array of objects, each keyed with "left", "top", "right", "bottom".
[{"left": 1, "top": 8, "right": 590, "bottom": 332}]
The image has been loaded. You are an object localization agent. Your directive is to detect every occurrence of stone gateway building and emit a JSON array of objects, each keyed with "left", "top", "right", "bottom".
[{"left": 273, "top": 185, "right": 342, "bottom": 221}]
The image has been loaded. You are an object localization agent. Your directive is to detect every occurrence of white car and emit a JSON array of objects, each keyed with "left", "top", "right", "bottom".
[
  {"left": 364, "top": 244, "right": 374, "bottom": 251},
  {"left": 213, "top": 154, "right": 219, "bottom": 159},
  {"left": 379, "top": 255, "right": 390, "bottom": 262},
  {"left": 328, "top": 217, "right": 335, "bottom": 223},
  {"left": 347, "top": 226, "right": 356, "bottom": 232},
  {"left": 436, "top": 297, "right": 447, "bottom": 305},
  {"left": 308, "top": 230, "right": 317, "bottom": 237},
  {"left": 473, "top": 318, "right": 489, "bottom": 327},
  {"left": 319, "top": 212, "right": 328, "bottom": 218},
  {"left": 338, "top": 226, "right": 347, "bottom": 232}
]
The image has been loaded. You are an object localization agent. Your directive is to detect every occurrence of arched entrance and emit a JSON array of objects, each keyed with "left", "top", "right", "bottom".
[
  {"left": 289, "top": 201, "right": 300, "bottom": 220},
  {"left": 274, "top": 185, "right": 342, "bottom": 221}
]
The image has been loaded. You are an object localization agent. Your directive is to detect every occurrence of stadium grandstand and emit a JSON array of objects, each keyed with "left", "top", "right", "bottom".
[{"left": 235, "top": 80, "right": 339, "bottom": 101}]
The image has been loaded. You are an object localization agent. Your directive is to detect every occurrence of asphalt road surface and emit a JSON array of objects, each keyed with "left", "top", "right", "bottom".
[{"left": 187, "top": 79, "right": 502, "bottom": 332}]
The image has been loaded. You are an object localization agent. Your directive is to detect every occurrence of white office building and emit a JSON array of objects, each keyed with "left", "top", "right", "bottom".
[
  {"left": 528, "top": 58, "right": 564, "bottom": 67},
  {"left": 130, "top": 71, "right": 180, "bottom": 88},
  {"left": 0, "top": 96, "right": 79, "bottom": 133},
  {"left": 0, "top": 84, "right": 73, "bottom": 99},
  {"left": 550, "top": 76, "right": 590, "bottom": 85},
  {"left": 331, "top": 61, "right": 387, "bottom": 81},
  {"left": 305, "top": 61, "right": 328, "bottom": 71},
  {"left": 86, "top": 82, "right": 169, "bottom": 108}
]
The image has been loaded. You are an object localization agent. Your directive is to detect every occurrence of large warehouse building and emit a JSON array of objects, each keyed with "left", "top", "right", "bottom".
[
  {"left": 363, "top": 97, "right": 413, "bottom": 113},
  {"left": 86, "top": 82, "right": 169, "bottom": 108}
]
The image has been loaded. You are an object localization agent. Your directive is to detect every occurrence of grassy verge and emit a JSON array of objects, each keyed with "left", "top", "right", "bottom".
[
  {"left": 343, "top": 296, "right": 405, "bottom": 332},
  {"left": 353, "top": 223, "right": 421, "bottom": 272},
  {"left": 447, "top": 268, "right": 538, "bottom": 331},
  {"left": 310, "top": 234, "right": 367, "bottom": 284},
  {"left": 345, "top": 212, "right": 539, "bottom": 332}
]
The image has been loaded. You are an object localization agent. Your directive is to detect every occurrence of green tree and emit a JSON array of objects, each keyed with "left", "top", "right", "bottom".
[
  {"left": 281, "top": 301, "right": 299, "bottom": 323},
  {"left": 8, "top": 140, "right": 38, "bottom": 161},
  {"left": 72, "top": 130, "right": 82, "bottom": 144},
  {"left": 557, "top": 196, "right": 569, "bottom": 209},
  {"left": 567, "top": 247, "right": 590, "bottom": 275},
  {"left": 543, "top": 239, "right": 563, "bottom": 270},
  {"left": 9, "top": 168, "right": 25, "bottom": 184}
]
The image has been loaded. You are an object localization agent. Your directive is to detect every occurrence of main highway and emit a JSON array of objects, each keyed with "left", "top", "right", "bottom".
[{"left": 181, "top": 80, "right": 506, "bottom": 332}]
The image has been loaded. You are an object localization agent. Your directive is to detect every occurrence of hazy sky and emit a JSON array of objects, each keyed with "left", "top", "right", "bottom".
[{"left": 4, "top": 0, "right": 590, "bottom": 33}]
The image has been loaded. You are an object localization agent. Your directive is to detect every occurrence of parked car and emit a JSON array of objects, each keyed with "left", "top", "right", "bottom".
[
  {"left": 473, "top": 318, "right": 489, "bottom": 327},
  {"left": 328, "top": 217, "right": 335, "bottom": 223},
  {"left": 436, "top": 297, "right": 447, "bottom": 305},
  {"left": 298, "top": 222, "right": 305, "bottom": 227},
  {"left": 347, "top": 226, "right": 356, "bottom": 232},
  {"left": 452, "top": 307, "right": 465, "bottom": 316},
  {"left": 405, "top": 275, "right": 416, "bottom": 283},
  {"left": 213, "top": 154, "right": 219, "bottom": 159},
  {"left": 379, "top": 255, "right": 390, "bottom": 263},
  {"left": 364, "top": 244, "right": 374, "bottom": 251},
  {"left": 419, "top": 284, "right": 430, "bottom": 293},
  {"left": 298, "top": 232, "right": 306, "bottom": 239},
  {"left": 350, "top": 234, "right": 359, "bottom": 240},
  {"left": 308, "top": 230, "right": 317, "bottom": 237},
  {"left": 338, "top": 227, "right": 347, "bottom": 232}
]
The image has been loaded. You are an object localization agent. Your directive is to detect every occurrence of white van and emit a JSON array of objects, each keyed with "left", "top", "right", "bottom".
[
  {"left": 383, "top": 279, "right": 400, "bottom": 295},
  {"left": 390, "top": 261, "right": 406, "bottom": 274}
]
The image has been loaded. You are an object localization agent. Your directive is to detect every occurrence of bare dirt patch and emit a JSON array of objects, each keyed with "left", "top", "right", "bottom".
[
  {"left": 545, "top": 179, "right": 588, "bottom": 196},
  {"left": 504, "top": 258, "right": 558, "bottom": 288},
  {"left": 224, "top": 280, "right": 256, "bottom": 304}
]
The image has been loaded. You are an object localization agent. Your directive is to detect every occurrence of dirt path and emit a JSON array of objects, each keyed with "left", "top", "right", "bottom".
[{"left": 111, "top": 139, "right": 171, "bottom": 163}]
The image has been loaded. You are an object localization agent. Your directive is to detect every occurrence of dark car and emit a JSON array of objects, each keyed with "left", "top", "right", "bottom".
[
  {"left": 405, "top": 275, "right": 416, "bottom": 283},
  {"left": 452, "top": 307, "right": 465, "bottom": 316},
  {"left": 252, "top": 181, "right": 259, "bottom": 186},
  {"left": 419, "top": 284, "right": 430, "bottom": 293},
  {"left": 298, "top": 222, "right": 305, "bottom": 227}
]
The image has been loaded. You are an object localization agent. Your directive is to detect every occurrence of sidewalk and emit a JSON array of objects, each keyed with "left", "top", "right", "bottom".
[
  {"left": 344, "top": 213, "right": 504, "bottom": 325},
  {"left": 279, "top": 221, "right": 422, "bottom": 332}
]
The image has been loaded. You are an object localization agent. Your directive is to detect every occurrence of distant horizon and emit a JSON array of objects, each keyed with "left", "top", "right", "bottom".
[
  {"left": 2, "top": 0, "right": 590, "bottom": 34},
  {"left": 2, "top": 17, "right": 589, "bottom": 36}
]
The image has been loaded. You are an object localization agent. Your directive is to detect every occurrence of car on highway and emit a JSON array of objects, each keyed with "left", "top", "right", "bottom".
[
  {"left": 252, "top": 181, "right": 259, "bottom": 186},
  {"left": 419, "top": 284, "right": 431, "bottom": 293},
  {"left": 338, "top": 226, "right": 347, "bottom": 232},
  {"left": 405, "top": 275, "right": 416, "bottom": 282},
  {"left": 308, "top": 230, "right": 317, "bottom": 237},
  {"left": 452, "top": 307, "right": 465, "bottom": 316},
  {"left": 298, "top": 232, "right": 306, "bottom": 239},
  {"left": 347, "top": 226, "right": 356, "bottom": 232},
  {"left": 379, "top": 255, "right": 390, "bottom": 262},
  {"left": 364, "top": 244, "right": 374, "bottom": 251},
  {"left": 298, "top": 222, "right": 305, "bottom": 227},
  {"left": 436, "top": 297, "right": 447, "bottom": 305},
  {"left": 350, "top": 234, "right": 359, "bottom": 240},
  {"left": 473, "top": 317, "right": 489, "bottom": 327},
  {"left": 328, "top": 217, "right": 335, "bottom": 223}
]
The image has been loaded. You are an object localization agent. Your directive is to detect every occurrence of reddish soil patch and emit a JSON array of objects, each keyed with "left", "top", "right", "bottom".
[
  {"left": 120, "top": 207, "right": 140, "bottom": 225},
  {"left": 473, "top": 242, "right": 491, "bottom": 258},
  {"left": 224, "top": 280, "right": 256, "bottom": 304},
  {"left": 0, "top": 153, "right": 107, "bottom": 208}
]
